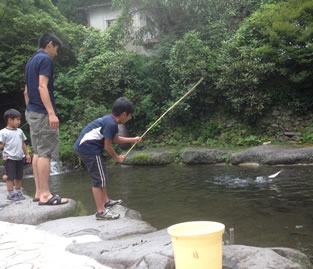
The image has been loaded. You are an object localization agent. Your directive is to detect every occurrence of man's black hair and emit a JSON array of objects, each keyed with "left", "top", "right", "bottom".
[
  {"left": 38, "top": 33, "right": 63, "bottom": 49},
  {"left": 112, "top": 97, "right": 134, "bottom": 116},
  {"left": 3, "top": 109, "right": 21, "bottom": 124}
]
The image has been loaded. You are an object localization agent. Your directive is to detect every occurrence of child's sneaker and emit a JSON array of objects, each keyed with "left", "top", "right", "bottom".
[
  {"left": 104, "top": 199, "right": 123, "bottom": 208},
  {"left": 95, "top": 209, "right": 120, "bottom": 220},
  {"left": 16, "top": 192, "right": 25, "bottom": 200},
  {"left": 7, "top": 193, "right": 20, "bottom": 201}
]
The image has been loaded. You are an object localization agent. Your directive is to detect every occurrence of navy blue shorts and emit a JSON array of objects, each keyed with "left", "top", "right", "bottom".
[
  {"left": 4, "top": 159, "right": 24, "bottom": 180},
  {"left": 76, "top": 151, "right": 108, "bottom": 188}
]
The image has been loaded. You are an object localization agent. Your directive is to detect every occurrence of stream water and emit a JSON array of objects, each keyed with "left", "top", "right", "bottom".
[{"left": 23, "top": 164, "right": 313, "bottom": 260}]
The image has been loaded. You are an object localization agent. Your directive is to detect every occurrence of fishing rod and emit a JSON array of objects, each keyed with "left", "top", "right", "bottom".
[{"left": 125, "top": 77, "right": 204, "bottom": 157}]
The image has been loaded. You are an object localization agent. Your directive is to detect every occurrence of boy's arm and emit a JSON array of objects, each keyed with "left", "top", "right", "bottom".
[
  {"left": 0, "top": 142, "right": 3, "bottom": 150},
  {"left": 113, "top": 135, "right": 142, "bottom": 144},
  {"left": 104, "top": 138, "right": 125, "bottom": 163},
  {"left": 38, "top": 75, "right": 59, "bottom": 129},
  {"left": 22, "top": 143, "right": 31, "bottom": 163}
]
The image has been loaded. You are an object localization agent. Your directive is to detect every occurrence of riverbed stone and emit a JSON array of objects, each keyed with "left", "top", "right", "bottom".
[
  {"left": 66, "top": 229, "right": 174, "bottom": 269},
  {"left": 37, "top": 206, "right": 157, "bottom": 240},
  {"left": 223, "top": 245, "right": 311, "bottom": 269},
  {"left": 0, "top": 183, "right": 76, "bottom": 225},
  {"left": 230, "top": 145, "right": 313, "bottom": 165},
  {"left": 124, "top": 149, "right": 176, "bottom": 165},
  {"left": 36, "top": 205, "right": 312, "bottom": 269},
  {"left": 181, "top": 147, "right": 230, "bottom": 164},
  {"left": 65, "top": 229, "right": 310, "bottom": 269}
]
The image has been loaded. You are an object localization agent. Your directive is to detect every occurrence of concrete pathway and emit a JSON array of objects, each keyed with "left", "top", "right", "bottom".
[{"left": 0, "top": 221, "right": 111, "bottom": 269}]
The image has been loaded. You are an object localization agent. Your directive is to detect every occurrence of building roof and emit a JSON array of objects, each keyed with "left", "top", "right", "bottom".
[{"left": 77, "top": 2, "right": 112, "bottom": 11}]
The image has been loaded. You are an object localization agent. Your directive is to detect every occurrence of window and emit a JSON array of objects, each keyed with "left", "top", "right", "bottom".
[{"left": 107, "top": 19, "right": 116, "bottom": 28}]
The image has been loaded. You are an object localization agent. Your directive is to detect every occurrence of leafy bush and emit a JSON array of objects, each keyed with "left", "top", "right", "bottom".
[{"left": 217, "top": 0, "right": 313, "bottom": 123}]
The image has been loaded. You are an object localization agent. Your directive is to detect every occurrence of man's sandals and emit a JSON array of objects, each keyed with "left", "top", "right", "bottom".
[{"left": 38, "top": 194, "right": 68, "bottom": 206}]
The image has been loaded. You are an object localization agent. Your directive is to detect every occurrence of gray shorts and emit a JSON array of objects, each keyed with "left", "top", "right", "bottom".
[
  {"left": 25, "top": 110, "right": 59, "bottom": 159},
  {"left": 76, "top": 151, "right": 108, "bottom": 188}
]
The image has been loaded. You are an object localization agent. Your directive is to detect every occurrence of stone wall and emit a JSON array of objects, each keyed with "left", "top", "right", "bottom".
[{"left": 270, "top": 107, "right": 313, "bottom": 142}]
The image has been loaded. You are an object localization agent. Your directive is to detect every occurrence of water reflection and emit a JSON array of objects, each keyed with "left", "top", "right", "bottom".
[{"left": 23, "top": 165, "right": 313, "bottom": 260}]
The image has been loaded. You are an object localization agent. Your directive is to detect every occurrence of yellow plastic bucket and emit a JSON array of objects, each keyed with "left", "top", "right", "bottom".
[{"left": 167, "top": 221, "right": 225, "bottom": 269}]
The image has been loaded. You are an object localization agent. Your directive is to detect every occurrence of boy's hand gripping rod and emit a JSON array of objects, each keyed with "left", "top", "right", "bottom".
[{"left": 125, "top": 77, "right": 204, "bottom": 157}]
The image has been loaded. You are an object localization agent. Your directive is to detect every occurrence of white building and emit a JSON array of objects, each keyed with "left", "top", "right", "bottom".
[{"left": 79, "top": 2, "right": 158, "bottom": 54}]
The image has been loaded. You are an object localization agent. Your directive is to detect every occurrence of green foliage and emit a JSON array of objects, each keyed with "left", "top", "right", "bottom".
[
  {"left": 166, "top": 31, "right": 218, "bottom": 122},
  {"left": 3, "top": 0, "right": 313, "bottom": 165},
  {"left": 299, "top": 128, "right": 313, "bottom": 144},
  {"left": 217, "top": 0, "right": 313, "bottom": 123},
  {"left": 201, "top": 120, "right": 221, "bottom": 140}
]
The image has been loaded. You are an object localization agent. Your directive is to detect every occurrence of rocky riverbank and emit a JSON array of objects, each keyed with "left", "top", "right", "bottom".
[
  {"left": 0, "top": 182, "right": 312, "bottom": 269},
  {"left": 1, "top": 145, "right": 313, "bottom": 177},
  {"left": 1, "top": 145, "right": 313, "bottom": 268},
  {"left": 124, "top": 145, "right": 313, "bottom": 166}
]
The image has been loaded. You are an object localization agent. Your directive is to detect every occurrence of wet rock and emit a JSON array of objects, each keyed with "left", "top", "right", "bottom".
[
  {"left": 181, "top": 148, "right": 230, "bottom": 164},
  {"left": 124, "top": 149, "right": 176, "bottom": 165},
  {"left": 66, "top": 230, "right": 310, "bottom": 269},
  {"left": 37, "top": 206, "right": 156, "bottom": 240},
  {"left": 230, "top": 145, "right": 313, "bottom": 165},
  {"left": 223, "top": 245, "right": 307, "bottom": 269},
  {"left": 271, "top": 248, "right": 313, "bottom": 269},
  {"left": 67, "top": 229, "right": 174, "bottom": 269},
  {"left": 0, "top": 183, "right": 76, "bottom": 225}
]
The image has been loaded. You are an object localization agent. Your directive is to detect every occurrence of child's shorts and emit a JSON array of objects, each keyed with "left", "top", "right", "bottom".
[
  {"left": 4, "top": 159, "right": 24, "bottom": 180},
  {"left": 76, "top": 151, "right": 108, "bottom": 188},
  {"left": 25, "top": 110, "right": 59, "bottom": 159}
]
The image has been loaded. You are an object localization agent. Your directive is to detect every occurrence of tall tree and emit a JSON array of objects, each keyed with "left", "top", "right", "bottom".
[{"left": 0, "top": 0, "right": 84, "bottom": 127}]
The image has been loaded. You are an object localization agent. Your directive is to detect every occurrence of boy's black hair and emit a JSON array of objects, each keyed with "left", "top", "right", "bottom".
[
  {"left": 112, "top": 97, "right": 134, "bottom": 116},
  {"left": 38, "top": 33, "right": 63, "bottom": 49},
  {"left": 3, "top": 109, "right": 21, "bottom": 124}
]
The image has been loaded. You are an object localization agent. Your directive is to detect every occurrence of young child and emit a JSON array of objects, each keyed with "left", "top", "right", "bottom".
[
  {"left": 74, "top": 97, "right": 141, "bottom": 220},
  {"left": 0, "top": 109, "right": 31, "bottom": 200}
]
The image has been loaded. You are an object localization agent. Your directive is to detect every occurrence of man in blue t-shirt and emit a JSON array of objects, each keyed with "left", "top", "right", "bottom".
[
  {"left": 74, "top": 97, "right": 142, "bottom": 220},
  {"left": 24, "top": 33, "right": 68, "bottom": 206}
]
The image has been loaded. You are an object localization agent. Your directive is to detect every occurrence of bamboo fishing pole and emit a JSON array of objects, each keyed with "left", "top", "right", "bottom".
[{"left": 125, "top": 77, "right": 204, "bottom": 157}]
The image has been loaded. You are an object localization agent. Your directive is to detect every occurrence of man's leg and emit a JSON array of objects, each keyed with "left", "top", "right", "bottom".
[
  {"left": 32, "top": 154, "right": 41, "bottom": 200},
  {"left": 37, "top": 156, "right": 52, "bottom": 202},
  {"left": 37, "top": 156, "right": 67, "bottom": 204}
]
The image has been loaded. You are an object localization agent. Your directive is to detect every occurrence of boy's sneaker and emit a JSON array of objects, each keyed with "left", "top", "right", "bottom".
[
  {"left": 7, "top": 193, "right": 20, "bottom": 201},
  {"left": 104, "top": 199, "right": 123, "bottom": 208},
  {"left": 96, "top": 209, "right": 120, "bottom": 220},
  {"left": 16, "top": 192, "right": 25, "bottom": 200}
]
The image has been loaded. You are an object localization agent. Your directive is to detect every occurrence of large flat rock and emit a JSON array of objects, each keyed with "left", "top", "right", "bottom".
[
  {"left": 0, "top": 221, "right": 109, "bottom": 269},
  {"left": 223, "top": 245, "right": 312, "bottom": 269},
  {"left": 37, "top": 206, "right": 157, "bottom": 240},
  {"left": 66, "top": 229, "right": 311, "bottom": 269},
  {"left": 230, "top": 145, "right": 313, "bottom": 165},
  {"left": 0, "top": 183, "right": 76, "bottom": 225}
]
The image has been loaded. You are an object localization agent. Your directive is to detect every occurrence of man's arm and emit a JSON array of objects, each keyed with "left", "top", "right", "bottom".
[
  {"left": 104, "top": 137, "right": 125, "bottom": 163},
  {"left": 38, "top": 75, "right": 59, "bottom": 129},
  {"left": 24, "top": 85, "right": 29, "bottom": 106}
]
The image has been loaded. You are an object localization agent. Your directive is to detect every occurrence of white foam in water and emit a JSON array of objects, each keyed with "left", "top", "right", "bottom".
[
  {"left": 212, "top": 174, "right": 274, "bottom": 188},
  {"left": 255, "top": 176, "right": 272, "bottom": 183},
  {"left": 50, "top": 160, "right": 64, "bottom": 175}
]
